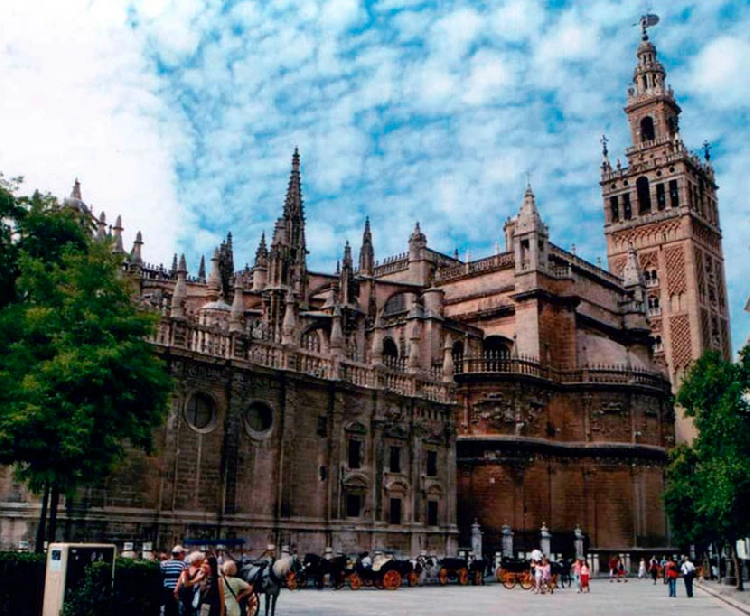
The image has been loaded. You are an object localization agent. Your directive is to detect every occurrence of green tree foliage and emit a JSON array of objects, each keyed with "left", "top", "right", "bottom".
[
  {"left": 0, "top": 176, "right": 172, "bottom": 545},
  {"left": 665, "top": 347, "right": 750, "bottom": 588}
]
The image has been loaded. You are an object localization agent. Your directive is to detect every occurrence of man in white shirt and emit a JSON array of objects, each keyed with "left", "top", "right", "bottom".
[{"left": 681, "top": 556, "right": 696, "bottom": 598}]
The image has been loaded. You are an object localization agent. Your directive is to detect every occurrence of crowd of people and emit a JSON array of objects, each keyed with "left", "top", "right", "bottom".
[{"left": 160, "top": 545, "right": 255, "bottom": 616}]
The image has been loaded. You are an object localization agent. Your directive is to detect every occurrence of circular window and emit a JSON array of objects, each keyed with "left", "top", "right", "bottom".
[
  {"left": 244, "top": 401, "right": 273, "bottom": 435},
  {"left": 185, "top": 392, "right": 216, "bottom": 431}
]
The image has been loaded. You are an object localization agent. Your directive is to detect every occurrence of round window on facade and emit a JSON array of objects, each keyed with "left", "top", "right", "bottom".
[
  {"left": 244, "top": 401, "right": 274, "bottom": 436},
  {"left": 185, "top": 392, "right": 216, "bottom": 431}
]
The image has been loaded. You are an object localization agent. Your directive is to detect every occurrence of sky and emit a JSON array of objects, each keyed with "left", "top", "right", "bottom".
[{"left": 1, "top": 0, "right": 748, "bottom": 352}]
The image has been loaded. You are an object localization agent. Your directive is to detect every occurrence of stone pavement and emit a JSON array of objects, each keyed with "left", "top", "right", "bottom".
[
  {"left": 698, "top": 580, "right": 750, "bottom": 615},
  {"left": 275, "top": 577, "right": 746, "bottom": 615}
]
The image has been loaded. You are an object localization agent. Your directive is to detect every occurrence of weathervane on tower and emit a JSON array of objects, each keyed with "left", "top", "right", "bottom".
[{"left": 634, "top": 13, "right": 660, "bottom": 40}]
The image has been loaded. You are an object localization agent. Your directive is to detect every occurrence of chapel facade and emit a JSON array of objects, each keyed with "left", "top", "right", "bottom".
[{"left": 0, "top": 28, "right": 728, "bottom": 559}]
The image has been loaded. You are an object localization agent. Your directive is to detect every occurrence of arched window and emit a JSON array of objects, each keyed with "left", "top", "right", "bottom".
[
  {"left": 637, "top": 177, "right": 652, "bottom": 214},
  {"left": 452, "top": 340, "right": 464, "bottom": 374},
  {"left": 301, "top": 328, "right": 322, "bottom": 353},
  {"left": 383, "top": 337, "right": 399, "bottom": 370},
  {"left": 640, "top": 116, "right": 655, "bottom": 142},
  {"left": 483, "top": 336, "right": 510, "bottom": 370}
]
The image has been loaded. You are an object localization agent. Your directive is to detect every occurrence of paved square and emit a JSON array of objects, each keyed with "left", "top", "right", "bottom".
[{"left": 273, "top": 578, "right": 745, "bottom": 616}]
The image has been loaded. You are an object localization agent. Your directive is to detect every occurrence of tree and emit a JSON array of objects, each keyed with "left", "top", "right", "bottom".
[
  {"left": 665, "top": 347, "right": 750, "bottom": 589},
  {"left": 0, "top": 176, "right": 172, "bottom": 549}
]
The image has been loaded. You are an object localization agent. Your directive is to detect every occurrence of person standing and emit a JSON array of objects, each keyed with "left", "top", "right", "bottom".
[
  {"left": 572, "top": 558, "right": 582, "bottom": 593},
  {"left": 648, "top": 556, "right": 659, "bottom": 584},
  {"left": 681, "top": 556, "right": 696, "bottom": 598},
  {"left": 161, "top": 545, "right": 186, "bottom": 616},
  {"left": 638, "top": 557, "right": 646, "bottom": 580},
  {"left": 222, "top": 561, "right": 252, "bottom": 616},
  {"left": 198, "top": 555, "right": 225, "bottom": 616},
  {"left": 580, "top": 560, "right": 591, "bottom": 593},
  {"left": 665, "top": 556, "right": 678, "bottom": 597}
]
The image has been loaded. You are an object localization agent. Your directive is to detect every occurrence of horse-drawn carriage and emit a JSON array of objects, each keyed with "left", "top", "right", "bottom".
[
  {"left": 495, "top": 557, "right": 534, "bottom": 589},
  {"left": 348, "top": 552, "right": 418, "bottom": 590}
]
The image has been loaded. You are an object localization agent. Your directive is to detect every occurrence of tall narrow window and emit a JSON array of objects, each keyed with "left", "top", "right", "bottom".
[
  {"left": 609, "top": 196, "right": 619, "bottom": 223},
  {"left": 426, "top": 451, "right": 438, "bottom": 477},
  {"left": 348, "top": 439, "right": 362, "bottom": 469},
  {"left": 427, "top": 500, "right": 439, "bottom": 526},
  {"left": 669, "top": 180, "right": 679, "bottom": 207},
  {"left": 623, "top": 193, "right": 632, "bottom": 220},
  {"left": 390, "top": 498, "right": 402, "bottom": 525},
  {"left": 637, "top": 177, "right": 651, "bottom": 214},
  {"left": 389, "top": 446, "right": 402, "bottom": 473},
  {"left": 656, "top": 183, "right": 666, "bottom": 210},
  {"left": 346, "top": 493, "right": 362, "bottom": 517},
  {"left": 640, "top": 116, "right": 656, "bottom": 142}
]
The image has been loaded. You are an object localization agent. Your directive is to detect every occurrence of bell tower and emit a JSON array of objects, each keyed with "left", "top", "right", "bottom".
[{"left": 601, "top": 18, "right": 731, "bottom": 443}]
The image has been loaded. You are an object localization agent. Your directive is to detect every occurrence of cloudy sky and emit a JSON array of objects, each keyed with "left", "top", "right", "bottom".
[{"left": 1, "top": 0, "right": 748, "bottom": 351}]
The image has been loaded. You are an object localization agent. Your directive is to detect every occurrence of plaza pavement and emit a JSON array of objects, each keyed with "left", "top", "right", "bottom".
[{"left": 274, "top": 577, "right": 747, "bottom": 616}]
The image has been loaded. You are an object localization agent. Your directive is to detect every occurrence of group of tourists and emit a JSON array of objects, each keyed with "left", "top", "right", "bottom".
[
  {"left": 160, "top": 545, "right": 254, "bottom": 616},
  {"left": 530, "top": 550, "right": 590, "bottom": 595}
]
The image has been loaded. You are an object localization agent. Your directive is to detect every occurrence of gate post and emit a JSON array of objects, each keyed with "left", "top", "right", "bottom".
[
  {"left": 540, "top": 522, "right": 551, "bottom": 557},
  {"left": 574, "top": 524, "right": 584, "bottom": 559},
  {"left": 471, "top": 518, "right": 483, "bottom": 558},
  {"left": 501, "top": 524, "right": 514, "bottom": 558}
]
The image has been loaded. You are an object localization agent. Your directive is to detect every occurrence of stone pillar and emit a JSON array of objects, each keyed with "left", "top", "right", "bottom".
[
  {"left": 574, "top": 524, "right": 584, "bottom": 559},
  {"left": 502, "top": 524, "right": 514, "bottom": 558},
  {"left": 540, "top": 522, "right": 551, "bottom": 557},
  {"left": 471, "top": 518, "right": 482, "bottom": 558}
]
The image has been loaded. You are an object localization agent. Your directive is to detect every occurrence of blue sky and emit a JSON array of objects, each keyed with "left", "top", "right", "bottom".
[{"left": 1, "top": 0, "right": 749, "bottom": 352}]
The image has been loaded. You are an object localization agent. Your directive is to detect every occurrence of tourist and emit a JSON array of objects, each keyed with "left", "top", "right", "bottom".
[
  {"left": 572, "top": 558, "right": 582, "bottom": 592},
  {"left": 161, "top": 545, "right": 186, "bottom": 616},
  {"left": 649, "top": 555, "right": 659, "bottom": 584},
  {"left": 177, "top": 551, "right": 206, "bottom": 616},
  {"left": 541, "top": 557, "right": 553, "bottom": 594},
  {"left": 660, "top": 555, "right": 668, "bottom": 584},
  {"left": 533, "top": 558, "right": 544, "bottom": 594},
  {"left": 580, "top": 560, "right": 590, "bottom": 593},
  {"left": 609, "top": 555, "right": 618, "bottom": 581},
  {"left": 681, "top": 556, "right": 695, "bottom": 598},
  {"left": 617, "top": 557, "right": 627, "bottom": 582},
  {"left": 665, "top": 555, "right": 678, "bottom": 597},
  {"left": 198, "top": 555, "right": 225, "bottom": 616},
  {"left": 638, "top": 557, "right": 646, "bottom": 579},
  {"left": 222, "top": 561, "right": 253, "bottom": 616}
]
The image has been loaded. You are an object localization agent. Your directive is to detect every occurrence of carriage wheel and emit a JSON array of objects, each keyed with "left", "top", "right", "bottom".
[
  {"left": 472, "top": 569, "right": 483, "bottom": 586},
  {"left": 520, "top": 572, "right": 534, "bottom": 590},
  {"left": 438, "top": 568, "right": 449, "bottom": 585},
  {"left": 496, "top": 567, "right": 506, "bottom": 583},
  {"left": 348, "top": 573, "right": 362, "bottom": 590},
  {"left": 384, "top": 570, "right": 402, "bottom": 590},
  {"left": 408, "top": 571, "right": 419, "bottom": 587},
  {"left": 246, "top": 593, "right": 260, "bottom": 616},
  {"left": 458, "top": 568, "right": 469, "bottom": 586},
  {"left": 286, "top": 572, "right": 298, "bottom": 590},
  {"left": 503, "top": 574, "right": 517, "bottom": 589}
]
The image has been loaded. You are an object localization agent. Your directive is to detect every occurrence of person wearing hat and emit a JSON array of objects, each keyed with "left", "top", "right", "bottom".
[{"left": 161, "top": 545, "right": 186, "bottom": 616}]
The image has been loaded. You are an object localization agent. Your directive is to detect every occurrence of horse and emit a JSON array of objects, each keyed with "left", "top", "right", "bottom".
[
  {"left": 302, "top": 552, "right": 349, "bottom": 588},
  {"left": 240, "top": 549, "right": 293, "bottom": 616}
]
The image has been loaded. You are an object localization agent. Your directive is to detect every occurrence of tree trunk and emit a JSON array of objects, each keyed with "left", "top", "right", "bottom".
[
  {"left": 730, "top": 543, "right": 744, "bottom": 591},
  {"left": 47, "top": 481, "right": 60, "bottom": 543},
  {"left": 35, "top": 481, "right": 50, "bottom": 553}
]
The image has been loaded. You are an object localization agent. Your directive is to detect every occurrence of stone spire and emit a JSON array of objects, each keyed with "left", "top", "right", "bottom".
[
  {"left": 515, "top": 183, "right": 545, "bottom": 234},
  {"left": 72, "top": 178, "right": 82, "bottom": 200},
  {"left": 206, "top": 248, "right": 222, "bottom": 302},
  {"left": 358, "top": 217, "right": 375, "bottom": 276},
  {"left": 111, "top": 215, "right": 124, "bottom": 254},
  {"left": 254, "top": 232, "right": 269, "bottom": 267},
  {"left": 171, "top": 253, "right": 179, "bottom": 274},
  {"left": 281, "top": 294, "right": 297, "bottom": 346},
  {"left": 340, "top": 241, "right": 355, "bottom": 305},
  {"left": 96, "top": 212, "right": 107, "bottom": 241},
  {"left": 197, "top": 255, "right": 206, "bottom": 281},
  {"left": 230, "top": 275, "right": 245, "bottom": 332},
  {"left": 219, "top": 232, "right": 235, "bottom": 298},
  {"left": 622, "top": 244, "right": 645, "bottom": 290},
  {"left": 330, "top": 305, "right": 344, "bottom": 354},
  {"left": 130, "top": 231, "right": 143, "bottom": 266},
  {"left": 170, "top": 254, "right": 188, "bottom": 319}
]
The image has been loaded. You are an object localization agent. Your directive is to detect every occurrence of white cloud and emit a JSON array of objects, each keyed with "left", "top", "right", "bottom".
[{"left": 684, "top": 36, "right": 750, "bottom": 109}]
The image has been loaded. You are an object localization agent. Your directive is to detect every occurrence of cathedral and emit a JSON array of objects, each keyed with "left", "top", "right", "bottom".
[{"left": 0, "top": 28, "right": 731, "bottom": 560}]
